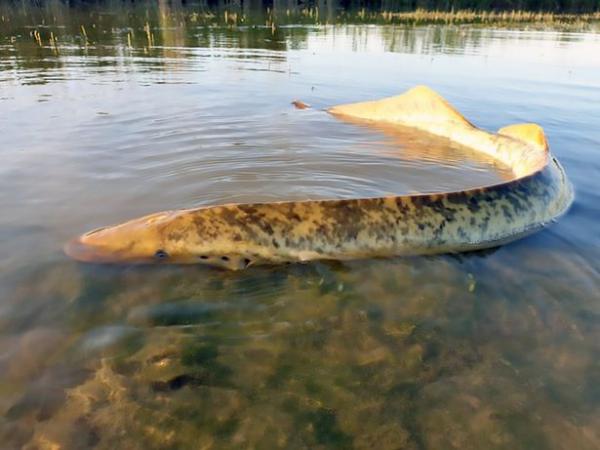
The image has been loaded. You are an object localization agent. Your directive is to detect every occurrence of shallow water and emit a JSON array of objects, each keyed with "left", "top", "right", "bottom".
[{"left": 1, "top": 6, "right": 599, "bottom": 450}]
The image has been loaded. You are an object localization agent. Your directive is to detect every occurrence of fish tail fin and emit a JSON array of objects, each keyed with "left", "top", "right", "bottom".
[
  {"left": 498, "top": 123, "right": 549, "bottom": 152},
  {"left": 328, "top": 85, "right": 474, "bottom": 128}
]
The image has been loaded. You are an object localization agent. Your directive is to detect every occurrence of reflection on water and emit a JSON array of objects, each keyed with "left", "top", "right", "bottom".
[{"left": 1, "top": 4, "right": 600, "bottom": 450}]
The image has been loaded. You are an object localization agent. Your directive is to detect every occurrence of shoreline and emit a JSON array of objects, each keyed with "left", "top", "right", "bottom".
[{"left": 2, "top": 5, "right": 600, "bottom": 36}]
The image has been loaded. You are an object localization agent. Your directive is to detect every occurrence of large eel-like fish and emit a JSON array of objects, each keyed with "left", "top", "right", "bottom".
[{"left": 65, "top": 86, "right": 573, "bottom": 270}]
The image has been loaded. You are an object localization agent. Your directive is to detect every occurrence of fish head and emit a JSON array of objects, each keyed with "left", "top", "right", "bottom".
[
  {"left": 64, "top": 210, "right": 201, "bottom": 264},
  {"left": 65, "top": 209, "right": 259, "bottom": 269}
]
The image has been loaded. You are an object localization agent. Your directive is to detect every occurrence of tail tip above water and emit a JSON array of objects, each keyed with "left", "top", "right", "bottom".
[{"left": 292, "top": 100, "right": 311, "bottom": 110}]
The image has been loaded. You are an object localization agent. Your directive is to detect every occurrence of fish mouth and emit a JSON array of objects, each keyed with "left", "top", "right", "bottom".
[
  {"left": 63, "top": 236, "right": 140, "bottom": 264},
  {"left": 64, "top": 236, "right": 113, "bottom": 263},
  {"left": 64, "top": 226, "right": 114, "bottom": 262},
  {"left": 64, "top": 234, "right": 166, "bottom": 264}
]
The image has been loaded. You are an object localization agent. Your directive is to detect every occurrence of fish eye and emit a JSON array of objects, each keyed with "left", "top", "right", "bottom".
[{"left": 155, "top": 249, "right": 169, "bottom": 260}]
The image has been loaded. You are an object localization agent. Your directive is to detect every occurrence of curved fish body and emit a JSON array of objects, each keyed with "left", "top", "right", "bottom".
[{"left": 65, "top": 86, "right": 573, "bottom": 270}]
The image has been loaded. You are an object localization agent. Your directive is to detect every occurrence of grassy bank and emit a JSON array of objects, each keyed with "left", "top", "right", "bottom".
[
  {"left": 175, "top": 7, "right": 600, "bottom": 30},
  {"left": 368, "top": 9, "right": 600, "bottom": 24}
]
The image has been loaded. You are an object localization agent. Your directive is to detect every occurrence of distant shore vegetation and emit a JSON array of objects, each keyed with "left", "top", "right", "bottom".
[{"left": 3, "top": 0, "right": 599, "bottom": 28}]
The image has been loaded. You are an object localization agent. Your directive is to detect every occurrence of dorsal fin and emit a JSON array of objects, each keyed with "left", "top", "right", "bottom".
[
  {"left": 498, "top": 123, "right": 549, "bottom": 152},
  {"left": 328, "top": 85, "right": 473, "bottom": 128}
]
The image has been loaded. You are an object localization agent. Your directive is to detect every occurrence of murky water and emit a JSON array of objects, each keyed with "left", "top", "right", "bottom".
[{"left": 1, "top": 5, "right": 599, "bottom": 450}]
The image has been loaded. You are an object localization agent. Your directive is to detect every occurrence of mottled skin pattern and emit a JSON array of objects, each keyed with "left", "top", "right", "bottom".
[{"left": 65, "top": 86, "right": 573, "bottom": 270}]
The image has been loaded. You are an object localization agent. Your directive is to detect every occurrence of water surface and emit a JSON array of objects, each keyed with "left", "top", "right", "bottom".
[{"left": 1, "top": 6, "right": 599, "bottom": 450}]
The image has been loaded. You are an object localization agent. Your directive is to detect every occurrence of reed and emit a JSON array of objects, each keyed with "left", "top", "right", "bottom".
[
  {"left": 375, "top": 9, "right": 600, "bottom": 24},
  {"left": 80, "top": 24, "right": 89, "bottom": 45},
  {"left": 31, "top": 29, "right": 42, "bottom": 46},
  {"left": 208, "top": 7, "right": 600, "bottom": 28},
  {"left": 143, "top": 21, "right": 154, "bottom": 48},
  {"left": 49, "top": 30, "right": 58, "bottom": 54}
]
